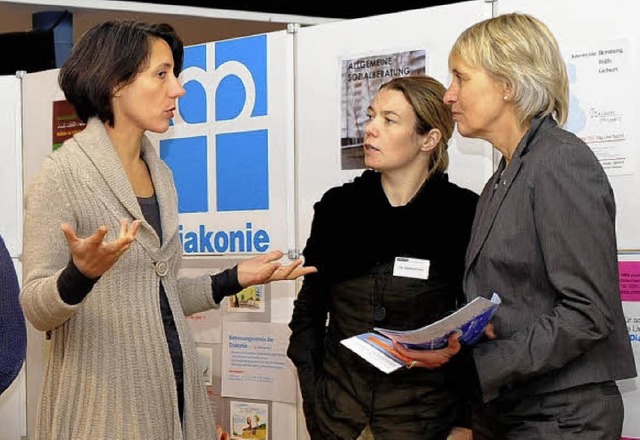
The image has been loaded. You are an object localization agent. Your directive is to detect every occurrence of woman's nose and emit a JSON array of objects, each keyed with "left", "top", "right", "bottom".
[
  {"left": 443, "top": 85, "right": 456, "bottom": 105},
  {"left": 364, "top": 119, "right": 377, "bottom": 136},
  {"left": 172, "top": 76, "right": 186, "bottom": 98}
]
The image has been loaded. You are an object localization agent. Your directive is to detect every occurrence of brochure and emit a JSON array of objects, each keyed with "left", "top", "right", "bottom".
[{"left": 341, "top": 293, "right": 501, "bottom": 374}]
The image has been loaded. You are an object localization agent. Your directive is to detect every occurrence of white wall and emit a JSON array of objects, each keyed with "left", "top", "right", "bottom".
[{"left": 294, "top": 1, "right": 494, "bottom": 258}]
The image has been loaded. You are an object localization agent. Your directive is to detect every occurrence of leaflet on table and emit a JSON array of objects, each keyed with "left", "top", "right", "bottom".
[
  {"left": 375, "top": 293, "right": 501, "bottom": 349},
  {"left": 340, "top": 293, "right": 501, "bottom": 374}
]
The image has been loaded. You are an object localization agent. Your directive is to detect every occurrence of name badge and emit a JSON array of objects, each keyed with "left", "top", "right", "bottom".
[{"left": 393, "top": 257, "right": 429, "bottom": 280}]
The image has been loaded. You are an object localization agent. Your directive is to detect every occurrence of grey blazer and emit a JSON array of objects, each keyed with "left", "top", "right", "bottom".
[{"left": 464, "top": 115, "right": 636, "bottom": 403}]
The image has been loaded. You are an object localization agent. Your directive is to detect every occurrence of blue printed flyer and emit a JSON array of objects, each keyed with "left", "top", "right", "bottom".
[{"left": 341, "top": 293, "right": 501, "bottom": 373}]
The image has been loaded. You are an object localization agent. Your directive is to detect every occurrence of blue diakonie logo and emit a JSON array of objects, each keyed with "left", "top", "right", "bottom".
[{"left": 159, "top": 35, "right": 271, "bottom": 254}]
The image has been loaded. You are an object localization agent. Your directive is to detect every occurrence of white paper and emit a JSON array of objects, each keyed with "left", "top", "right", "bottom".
[{"left": 221, "top": 321, "right": 297, "bottom": 403}]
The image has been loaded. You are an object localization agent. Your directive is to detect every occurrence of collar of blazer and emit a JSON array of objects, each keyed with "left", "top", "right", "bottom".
[{"left": 464, "top": 115, "right": 552, "bottom": 270}]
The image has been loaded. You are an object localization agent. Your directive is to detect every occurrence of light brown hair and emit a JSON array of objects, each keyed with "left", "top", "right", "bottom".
[{"left": 379, "top": 75, "right": 454, "bottom": 175}]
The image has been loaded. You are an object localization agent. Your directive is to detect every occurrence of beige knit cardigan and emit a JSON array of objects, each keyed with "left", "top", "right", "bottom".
[{"left": 21, "top": 118, "right": 220, "bottom": 440}]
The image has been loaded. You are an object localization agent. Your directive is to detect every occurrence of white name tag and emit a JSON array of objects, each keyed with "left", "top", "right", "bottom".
[{"left": 393, "top": 257, "right": 429, "bottom": 280}]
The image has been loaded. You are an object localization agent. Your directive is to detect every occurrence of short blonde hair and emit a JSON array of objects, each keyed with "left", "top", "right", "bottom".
[{"left": 449, "top": 13, "right": 568, "bottom": 126}]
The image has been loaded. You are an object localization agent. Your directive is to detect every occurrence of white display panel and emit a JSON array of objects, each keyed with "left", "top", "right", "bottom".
[
  {"left": 294, "top": 1, "right": 494, "bottom": 250},
  {"left": 498, "top": 0, "right": 640, "bottom": 252},
  {"left": 21, "top": 67, "right": 63, "bottom": 440},
  {"left": 145, "top": 31, "right": 301, "bottom": 439},
  {"left": 0, "top": 76, "right": 22, "bottom": 257},
  {"left": 21, "top": 69, "right": 66, "bottom": 189}
]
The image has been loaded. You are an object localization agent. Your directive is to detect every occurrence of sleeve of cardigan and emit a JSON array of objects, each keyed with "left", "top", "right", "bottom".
[
  {"left": 0, "top": 235, "right": 27, "bottom": 396},
  {"left": 20, "top": 158, "right": 84, "bottom": 332}
]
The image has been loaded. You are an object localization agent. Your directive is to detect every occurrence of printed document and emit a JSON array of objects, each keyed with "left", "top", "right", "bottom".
[{"left": 341, "top": 293, "right": 501, "bottom": 373}]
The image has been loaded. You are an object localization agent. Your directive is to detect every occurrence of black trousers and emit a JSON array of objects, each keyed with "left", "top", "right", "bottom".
[
  {"left": 312, "top": 370, "right": 461, "bottom": 440},
  {"left": 472, "top": 381, "right": 623, "bottom": 440}
]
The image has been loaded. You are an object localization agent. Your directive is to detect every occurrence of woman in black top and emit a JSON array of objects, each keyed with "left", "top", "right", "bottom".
[{"left": 288, "top": 75, "right": 478, "bottom": 440}]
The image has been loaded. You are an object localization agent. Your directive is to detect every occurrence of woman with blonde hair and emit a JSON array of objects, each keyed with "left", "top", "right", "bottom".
[{"left": 396, "top": 12, "right": 636, "bottom": 439}]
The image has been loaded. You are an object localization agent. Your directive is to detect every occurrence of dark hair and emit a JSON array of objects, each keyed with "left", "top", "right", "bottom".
[
  {"left": 379, "top": 75, "right": 454, "bottom": 175},
  {"left": 58, "top": 20, "right": 184, "bottom": 126}
]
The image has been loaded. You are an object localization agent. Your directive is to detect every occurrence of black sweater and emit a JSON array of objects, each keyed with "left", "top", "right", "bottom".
[{"left": 288, "top": 170, "right": 479, "bottom": 438}]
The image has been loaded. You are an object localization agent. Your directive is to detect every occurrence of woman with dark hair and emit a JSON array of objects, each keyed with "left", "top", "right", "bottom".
[
  {"left": 287, "top": 75, "right": 478, "bottom": 440},
  {"left": 0, "top": 233, "right": 26, "bottom": 396},
  {"left": 21, "top": 20, "right": 315, "bottom": 440}
]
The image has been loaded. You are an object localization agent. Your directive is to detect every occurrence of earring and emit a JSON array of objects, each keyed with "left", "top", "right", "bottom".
[{"left": 503, "top": 95, "right": 509, "bottom": 101}]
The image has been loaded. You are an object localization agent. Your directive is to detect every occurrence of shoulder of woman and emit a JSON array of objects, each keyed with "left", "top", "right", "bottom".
[
  {"left": 533, "top": 125, "right": 599, "bottom": 165},
  {"left": 319, "top": 169, "right": 378, "bottom": 204},
  {"left": 437, "top": 175, "right": 480, "bottom": 203}
]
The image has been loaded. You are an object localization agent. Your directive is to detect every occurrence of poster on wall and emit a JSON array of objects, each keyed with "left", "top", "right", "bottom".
[
  {"left": 196, "top": 346, "right": 214, "bottom": 386},
  {"left": 52, "top": 100, "right": 85, "bottom": 150},
  {"left": 564, "top": 38, "right": 633, "bottom": 176},
  {"left": 229, "top": 400, "right": 270, "bottom": 440},
  {"left": 146, "top": 32, "right": 291, "bottom": 257},
  {"left": 340, "top": 49, "right": 427, "bottom": 170},
  {"left": 227, "top": 284, "right": 265, "bottom": 313},
  {"left": 221, "top": 321, "right": 296, "bottom": 403}
]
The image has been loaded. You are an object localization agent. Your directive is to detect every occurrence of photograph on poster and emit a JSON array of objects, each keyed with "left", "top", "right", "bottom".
[
  {"left": 196, "top": 346, "right": 213, "bottom": 386},
  {"left": 229, "top": 400, "right": 270, "bottom": 440},
  {"left": 227, "top": 284, "right": 265, "bottom": 313},
  {"left": 340, "top": 49, "right": 427, "bottom": 170}
]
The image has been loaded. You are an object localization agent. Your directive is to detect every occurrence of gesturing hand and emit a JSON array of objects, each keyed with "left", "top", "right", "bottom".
[
  {"left": 61, "top": 219, "right": 141, "bottom": 279},
  {"left": 393, "top": 332, "right": 462, "bottom": 370},
  {"left": 237, "top": 250, "right": 318, "bottom": 288}
]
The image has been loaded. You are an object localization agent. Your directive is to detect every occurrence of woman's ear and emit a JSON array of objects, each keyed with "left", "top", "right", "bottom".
[
  {"left": 112, "top": 82, "right": 125, "bottom": 98},
  {"left": 502, "top": 81, "right": 514, "bottom": 101},
  {"left": 421, "top": 128, "right": 442, "bottom": 152}
]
